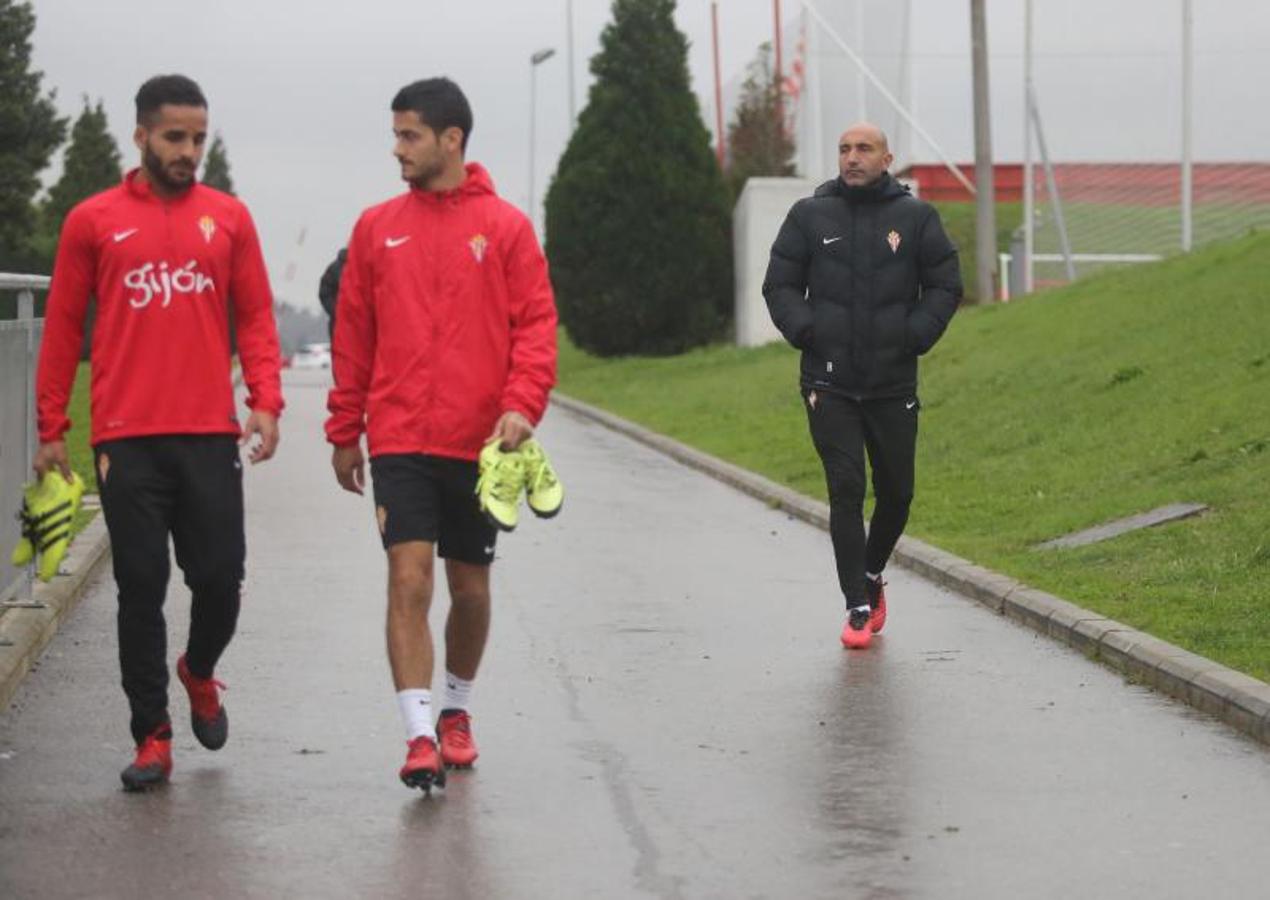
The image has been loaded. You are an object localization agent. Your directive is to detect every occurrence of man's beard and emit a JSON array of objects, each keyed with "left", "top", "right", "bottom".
[
  {"left": 143, "top": 143, "right": 196, "bottom": 193},
  {"left": 406, "top": 153, "right": 445, "bottom": 188}
]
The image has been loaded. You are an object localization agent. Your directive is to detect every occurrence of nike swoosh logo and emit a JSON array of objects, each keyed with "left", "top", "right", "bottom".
[
  {"left": 906, "top": 401, "right": 917, "bottom": 410},
  {"left": 113, "top": 229, "right": 138, "bottom": 243},
  {"left": 822, "top": 236, "right": 843, "bottom": 245},
  {"left": 385, "top": 236, "right": 411, "bottom": 248}
]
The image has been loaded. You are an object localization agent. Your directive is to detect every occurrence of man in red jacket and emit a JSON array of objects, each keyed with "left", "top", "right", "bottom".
[
  {"left": 34, "top": 74, "right": 284, "bottom": 791},
  {"left": 326, "top": 77, "right": 557, "bottom": 792}
]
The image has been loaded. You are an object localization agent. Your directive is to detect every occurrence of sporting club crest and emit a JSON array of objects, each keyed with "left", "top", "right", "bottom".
[
  {"left": 198, "top": 215, "right": 216, "bottom": 244},
  {"left": 887, "top": 230, "right": 901, "bottom": 253},
  {"left": 469, "top": 233, "right": 487, "bottom": 263}
]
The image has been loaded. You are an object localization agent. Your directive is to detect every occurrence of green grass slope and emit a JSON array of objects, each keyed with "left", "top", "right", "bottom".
[
  {"left": 65, "top": 362, "right": 94, "bottom": 490},
  {"left": 557, "top": 230, "right": 1270, "bottom": 679}
]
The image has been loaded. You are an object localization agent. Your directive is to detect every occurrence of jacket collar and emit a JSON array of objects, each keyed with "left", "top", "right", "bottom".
[
  {"left": 814, "top": 171, "right": 907, "bottom": 203},
  {"left": 123, "top": 167, "right": 197, "bottom": 204}
]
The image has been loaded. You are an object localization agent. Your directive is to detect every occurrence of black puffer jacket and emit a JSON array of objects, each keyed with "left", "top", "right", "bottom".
[{"left": 763, "top": 173, "right": 962, "bottom": 399}]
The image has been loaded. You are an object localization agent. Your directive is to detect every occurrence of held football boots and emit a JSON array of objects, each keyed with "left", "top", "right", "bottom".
[
  {"left": 400, "top": 736, "right": 447, "bottom": 794},
  {"left": 437, "top": 709, "right": 479, "bottom": 768},
  {"left": 476, "top": 440, "right": 526, "bottom": 531},
  {"left": 120, "top": 724, "right": 173, "bottom": 792},
  {"left": 866, "top": 575, "right": 888, "bottom": 634},
  {"left": 11, "top": 471, "right": 85, "bottom": 582},
  {"left": 177, "top": 654, "right": 229, "bottom": 750},
  {"left": 518, "top": 439, "right": 564, "bottom": 518},
  {"left": 840, "top": 605, "right": 874, "bottom": 650}
]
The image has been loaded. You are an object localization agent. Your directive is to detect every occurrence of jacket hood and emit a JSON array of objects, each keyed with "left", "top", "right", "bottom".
[
  {"left": 813, "top": 171, "right": 909, "bottom": 203},
  {"left": 409, "top": 161, "right": 496, "bottom": 202}
]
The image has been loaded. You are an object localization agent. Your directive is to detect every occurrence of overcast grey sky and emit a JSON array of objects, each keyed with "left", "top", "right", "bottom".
[{"left": 29, "top": 1, "right": 1270, "bottom": 311}]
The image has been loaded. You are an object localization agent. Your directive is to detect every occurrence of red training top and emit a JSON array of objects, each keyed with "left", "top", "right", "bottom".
[
  {"left": 37, "top": 169, "right": 284, "bottom": 446},
  {"left": 326, "top": 162, "right": 558, "bottom": 461}
]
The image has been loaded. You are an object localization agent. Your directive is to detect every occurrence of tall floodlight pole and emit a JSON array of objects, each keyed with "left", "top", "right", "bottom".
[
  {"left": 1181, "top": 0, "right": 1193, "bottom": 251},
  {"left": 529, "top": 47, "right": 557, "bottom": 237},
  {"left": 1022, "top": 0, "right": 1035, "bottom": 294},
  {"left": 855, "top": 0, "right": 867, "bottom": 118},
  {"left": 970, "top": 0, "right": 997, "bottom": 304},
  {"left": 712, "top": 1, "right": 725, "bottom": 167},
  {"left": 896, "top": 0, "right": 912, "bottom": 166},
  {"left": 805, "top": 3, "right": 824, "bottom": 176},
  {"left": 567, "top": 0, "right": 577, "bottom": 129},
  {"left": 773, "top": 0, "right": 784, "bottom": 128}
]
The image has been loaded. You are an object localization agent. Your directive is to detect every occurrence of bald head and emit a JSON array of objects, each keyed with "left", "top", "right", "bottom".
[
  {"left": 838, "top": 121, "right": 893, "bottom": 187},
  {"left": 840, "top": 122, "right": 889, "bottom": 151}
]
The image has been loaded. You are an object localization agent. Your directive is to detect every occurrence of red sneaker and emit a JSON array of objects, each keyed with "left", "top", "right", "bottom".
[
  {"left": 400, "top": 736, "right": 447, "bottom": 793},
  {"left": 866, "top": 578, "right": 888, "bottom": 634},
  {"left": 840, "top": 606, "right": 873, "bottom": 649},
  {"left": 177, "top": 654, "right": 228, "bottom": 750},
  {"left": 121, "top": 725, "right": 172, "bottom": 792},
  {"left": 437, "top": 710, "right": 479, "bottom": 768}
]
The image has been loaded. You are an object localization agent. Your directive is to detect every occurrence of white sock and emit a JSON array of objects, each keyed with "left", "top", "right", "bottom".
[
  {"left": 397, "top": 689, "right": 435, "bottom": 742},
  {"left": 441, "top": 671, "right": 474, "bottom": 714}
]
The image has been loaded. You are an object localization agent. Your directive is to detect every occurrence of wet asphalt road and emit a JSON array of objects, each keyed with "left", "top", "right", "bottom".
[{"left": 2, "top": 368, "right": 1269, "bottom": 900}]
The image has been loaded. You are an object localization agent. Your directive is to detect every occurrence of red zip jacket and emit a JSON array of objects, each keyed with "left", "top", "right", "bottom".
[
  {"left": 37, "top": 170, "right": 284, "bottom": 446},
  {"left": 326, "top": 163, "right": 558, "bottom": 460}
]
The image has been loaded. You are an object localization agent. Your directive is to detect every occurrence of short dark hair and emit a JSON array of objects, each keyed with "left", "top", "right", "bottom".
[
  {"left": 391, "top": 78, "right": 472, "bottom": 151},
  {"left": 135, "top": 75, "right": 207, "bottom": 126}
]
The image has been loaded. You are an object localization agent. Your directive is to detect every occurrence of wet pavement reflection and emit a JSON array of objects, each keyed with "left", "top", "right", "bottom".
[{"left": 3, "top": 369, "right": 1270, "bottom": 899}]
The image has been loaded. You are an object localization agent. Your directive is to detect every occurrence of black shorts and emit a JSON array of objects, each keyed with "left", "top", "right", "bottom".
[{"left": 369, "top": 454, "right": 496, "bottom": 565}]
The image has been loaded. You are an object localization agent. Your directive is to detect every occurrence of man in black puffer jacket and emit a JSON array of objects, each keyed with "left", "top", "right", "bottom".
[
  {"left": 763, "top": 122, "right": 962, "bottom": 650},
  {"left": 318, "top": 247, "right": 347, "bottom": 339}
]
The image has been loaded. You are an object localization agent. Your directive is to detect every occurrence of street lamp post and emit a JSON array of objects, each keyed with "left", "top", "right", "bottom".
[{"left": 529, "top": 47, "right": 557, "bottom": 236}]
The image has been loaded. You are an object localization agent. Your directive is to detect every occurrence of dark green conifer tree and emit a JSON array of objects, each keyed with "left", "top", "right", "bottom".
[
  {"left": 201, "top": 132, "right": 235, "bottom": 195},
  {"left": 0, "top": 0, "right": 67, "bottom": 273},
  {"left": 42, "top": 97, "right": 122, "bottom": 238},
  {"left": 545, "top": 0, "right": 732, "bottom": 356}
]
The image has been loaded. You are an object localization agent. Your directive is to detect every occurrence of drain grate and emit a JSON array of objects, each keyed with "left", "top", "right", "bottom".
[{"left": 1036, "top": 503, "right": 1209, "bottom": 550}]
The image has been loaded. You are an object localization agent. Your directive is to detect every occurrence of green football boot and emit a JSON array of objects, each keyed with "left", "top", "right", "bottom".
[
  {"left": 11, "top": 471, "right": 84, "bottom": 582},
  {"left": 519, "top": 439, "right": 563, "bottom": 519},
  {"left": 476, "top": 440, "right": 525, "bottom": 532}
]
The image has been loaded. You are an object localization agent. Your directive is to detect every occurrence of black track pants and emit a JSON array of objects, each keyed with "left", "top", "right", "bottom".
[
  {"left": 803, "top": 389, "right": 918, "bottom": 607},
  {"left": 95, "top": 435, "right": 245, "bottom": 743}
]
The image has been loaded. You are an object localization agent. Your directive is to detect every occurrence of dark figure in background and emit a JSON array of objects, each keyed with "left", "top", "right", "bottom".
[{"left": 318, "top": 247, "right": 346, "bottom": 338}]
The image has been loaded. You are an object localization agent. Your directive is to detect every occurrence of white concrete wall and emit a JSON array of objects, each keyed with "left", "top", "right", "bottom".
[{"left": 733, "top": 177, "right": 818, "bottom": 348}]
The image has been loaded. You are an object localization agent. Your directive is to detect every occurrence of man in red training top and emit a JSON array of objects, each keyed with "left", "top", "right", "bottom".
[
  {"left": 34, "top": 74, "right": 284, "bottom": 791},
  {"left": 326, "top": 77, "right": 556, "bottom": 792}
]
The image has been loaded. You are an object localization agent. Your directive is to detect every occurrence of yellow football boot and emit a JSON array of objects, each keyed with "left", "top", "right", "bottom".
[
  {"left": 518, "top": 439, "right": 563, "bottom": 519},
  {"left": 11, "top": 471, "right": 84, "bottom": 581},
  {"left": 475, "top": 440, "right": 525, "bottom": 532}
]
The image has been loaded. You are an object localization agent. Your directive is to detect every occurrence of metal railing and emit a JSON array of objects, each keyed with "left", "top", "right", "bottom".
[{"left": 1, "top": 273, "right": 49, "bottom": 617}]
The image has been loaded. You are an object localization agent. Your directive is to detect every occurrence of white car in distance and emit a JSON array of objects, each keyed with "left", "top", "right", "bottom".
[{"left": 291, "top": 341, "right": 331, "bottom": 369}]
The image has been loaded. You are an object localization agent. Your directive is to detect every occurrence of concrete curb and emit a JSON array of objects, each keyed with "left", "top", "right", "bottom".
[
  {"left": 0, "top": 511, "right": 111, "bottom": 711},
  {"left": 550, "top": 391, "right": 1270, "bottom": 747}
]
